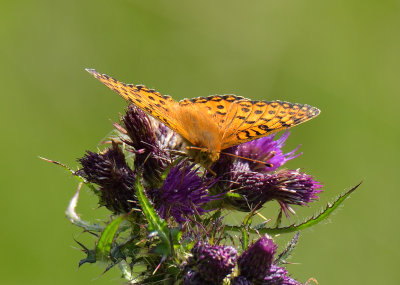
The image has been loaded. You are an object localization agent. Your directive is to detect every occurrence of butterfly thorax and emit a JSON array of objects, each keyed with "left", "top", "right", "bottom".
[
  {"left": 176, "top": 106, "right": 222, "bottom": 168},
  {"left": 186, "top": 146, "right": 220, "bottom": 169}
]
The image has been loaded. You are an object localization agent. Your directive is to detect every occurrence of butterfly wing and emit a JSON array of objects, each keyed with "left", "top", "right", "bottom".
[
  {"left": 220, "top": 100, "right": 320, "bottom": 149},
  {"left": 88, "top": 71, "right": 320, "bottom": 155},
  {"left": 179, "top": 94, "right": 245, "bottom": 129},
  {"left": 179, "top": 95, "right": 320, "bottom": 149},
  {"left": 86, "top": 69, "right": 192, "bottom": 141}
]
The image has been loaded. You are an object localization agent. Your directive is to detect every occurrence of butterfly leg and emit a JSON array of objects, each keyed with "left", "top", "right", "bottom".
[{"left": 206, "top": 167, "right": 217, "bottom": 177}]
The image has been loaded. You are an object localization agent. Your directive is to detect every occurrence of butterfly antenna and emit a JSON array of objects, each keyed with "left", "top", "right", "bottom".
[
  {"left": 166, "top": 149, "right": 188, "bottom": 157},
  {"left": 186, "top": 146, "right": 271, "bottom": 171},
  {"left": 220, "top": 151, "right": 273, "bottom": 167}
]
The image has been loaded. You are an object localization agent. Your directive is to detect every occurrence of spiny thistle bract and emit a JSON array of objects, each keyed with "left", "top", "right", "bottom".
[{"left": 49, "top": 105, "right": 360, "bottom": 284}]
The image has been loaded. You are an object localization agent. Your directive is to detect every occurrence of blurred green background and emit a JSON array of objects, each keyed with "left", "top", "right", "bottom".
[{"left": 1, "top": 0, "right": 399, "bottom": 284}]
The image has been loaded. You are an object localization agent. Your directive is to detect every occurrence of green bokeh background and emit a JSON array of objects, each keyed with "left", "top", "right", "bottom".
[{"left": 1, "top": 0, "right": 399, "bottom": 284}]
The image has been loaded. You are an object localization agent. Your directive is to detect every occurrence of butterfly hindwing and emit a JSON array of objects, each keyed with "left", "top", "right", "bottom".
[
  {"left": 182, "top": 94, "right": 320, "bottom": 150},
  {"left": 221, "top": 100, "right": 320, "bottom": 149}
]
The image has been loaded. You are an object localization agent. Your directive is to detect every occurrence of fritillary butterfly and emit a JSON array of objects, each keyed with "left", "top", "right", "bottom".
[{"left": 87, "top": 69, "right": 320, "bottom": 168}]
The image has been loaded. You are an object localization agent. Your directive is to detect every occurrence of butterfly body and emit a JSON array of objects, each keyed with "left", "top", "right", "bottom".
[
  {"left": 160, "top": 102, "right": 223, "bottom": 167},
  {"left": 86, "top": 69, "right": 320, "bottom": 168}
]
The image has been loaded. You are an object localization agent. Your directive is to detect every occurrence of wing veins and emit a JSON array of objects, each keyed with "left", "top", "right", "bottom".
[
  {"left": 221, "top": 102, "right": 239, "bottom": 142},
  {"left": 227, "top": 100, "right": 256, "bottom": 141},
  {"left": 87, "top": 69, "right": 185, "bottom": 137}
]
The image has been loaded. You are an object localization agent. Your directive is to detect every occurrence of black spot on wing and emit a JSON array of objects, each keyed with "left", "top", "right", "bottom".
[
  {"left": 210, "top": 96, "right": 223, "bottom": 102},
  {"left": 258, "top": 124, "right": 272, "bottom": 131}
]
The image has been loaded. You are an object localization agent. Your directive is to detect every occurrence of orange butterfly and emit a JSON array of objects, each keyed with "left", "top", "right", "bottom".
[{"left": 87, "top": 69, "right": 320, "bottom": 168}]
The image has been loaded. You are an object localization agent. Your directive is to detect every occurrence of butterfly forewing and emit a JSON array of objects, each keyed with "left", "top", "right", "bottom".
[
  {"left": 222, "top": 100, "right": 270, "bottom": 141},
  {"left": 86, "top": 69, "right": 193, "bottom": 140}
]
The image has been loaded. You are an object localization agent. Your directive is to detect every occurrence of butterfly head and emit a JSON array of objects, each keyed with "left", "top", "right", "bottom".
[{"left": 186, "top": 146, "right": 220, "bottom": 169}]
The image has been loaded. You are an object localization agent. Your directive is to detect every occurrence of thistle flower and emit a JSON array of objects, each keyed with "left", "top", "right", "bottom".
[
  {"left": 120, "top": 106, "right": 165, "bottom": 186},
  {"left": 238, "top": 235, "right": 277, "bottom": 281},
  {"left": 77, "top": 142, "right": 137, "bottom": 214},
  {"left": 210, "top": 132, "right": 322, "bottom": 214},
  {"left": 211, "top": 132, "right": 299, "bottom": 177},
  {"left": 233, "top": 132, "right": 300, "bottom": 173},
  {"left": 121, "top": 106, "right": 183, "bottom": 186},
  {"left": 148, "top": 163, "right": 218, "bottom": 223},
  {"left": 263, "top": 265, "right": 300, "bottom": 285},
  {"left": 226, "top": 166, "right": 322, "bottom": 213},
  {"left": 266, "top": 169, "right": 322, "bottom": 216},
  {"left": 237, "top": 235, "right": 300, "bottom": 284},
  {"left": 185, "top": 242, "right": 238, "bottom": 284}
]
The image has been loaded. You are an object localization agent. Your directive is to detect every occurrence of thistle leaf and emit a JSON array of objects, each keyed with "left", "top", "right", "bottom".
[
  {"left": 135, "top": 175, "right": 173, "bottom": 257},
  {"left": 275, "top": 232, "right": 300, "bottom": 265},
  {"left": 40, "top": 156, "right": 98, "bottom": 193},
  {"left": 65, "top": 183, "right": 104, "bottom": 232},
  {"left": 241, "top": 227, "right": 249, "bottom": 251},
  {"left": 96, "top": 214, "right": 127, "bottom": 261},
  {"left": 226, "top": 182, "right": 361, "bottom": 234}
]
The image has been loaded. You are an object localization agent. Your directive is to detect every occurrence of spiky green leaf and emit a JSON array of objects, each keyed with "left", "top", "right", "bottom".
[
  {"left": 65, "top": 183, "right": 104, "bottom": 232},
  {"left": 135, "top": 175, "right": 173, "bottom": 256},
  {"left": 275, "top": 232, "right": 300, "bottom": 265},
  {"left": 96, "top": 215, "right": 127, "bottom": 261},
  {"left": 226, "top": 182, "right": 361, "bottom": 235}
]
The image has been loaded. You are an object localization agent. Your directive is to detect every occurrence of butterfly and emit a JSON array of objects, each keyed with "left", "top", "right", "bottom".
[{"left": 86, "top": 69, "right": 320, "bottom": 169}]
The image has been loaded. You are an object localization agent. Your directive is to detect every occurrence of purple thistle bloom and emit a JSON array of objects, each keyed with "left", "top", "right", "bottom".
[
  {"left": 122, "top": 106, "right": 159, "bottom": 158},
  {"left": 121, "top": 106, "right": 183, "bottom": 186},
  {"left": 187, "top": 242, "right": 238, "bottom": 284},
  {"left": 209, "top": 132, "right": 322, "bottom": 214},
  {"left": 227, "top": 166, "right": 322, "bottom": 213},
  {"left": 269, "top": 169, "right": 322, "bottom": 216},
  {"left": 148, "top": 163, "right": 218, "bottom": 223},
  {"left": 238, "top": 235, "right": 277, "bottom": 281},
  {"left": 263, "top": 265, "right": 300, "bottom": 285},
  {"left": 233, "top": 132, "right": 300, "bottom": 173},
  {"left": 236, "top": 236, "right": 301, "bottom": 284},
  {"left": 121, "top": 106, "right": 166, "bottom": 185},
  {"left": 211, "top": 132, "right": 299, "bottom": 177},
  {"left": 77, "top": 142, "right": 137, "bottom": 214}
]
